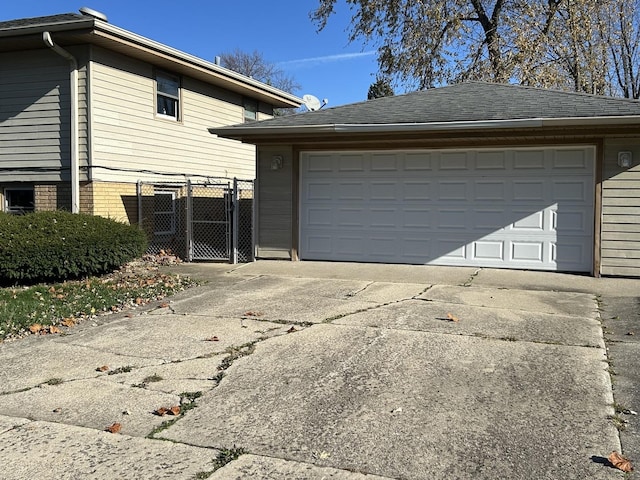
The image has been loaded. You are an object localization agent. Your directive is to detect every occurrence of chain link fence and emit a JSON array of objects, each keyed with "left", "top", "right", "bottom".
[{"left": 137, "top": 179, "right": 253, "bottom": 263}]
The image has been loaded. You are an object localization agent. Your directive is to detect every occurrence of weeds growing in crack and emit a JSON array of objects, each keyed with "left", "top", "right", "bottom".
[
  {"left": 44, "top": 378, "right": 63, "bottom": 386},
  {"left": 610, "top": 414, "right": 629, "bottom": 432},
  {"left": 146, "top": 391, "right": 203, "bottom": 438},
  {"left": 133, "top": 373, "right": 164, "bottom": 388},
  {"left": 192, "top": 446, "right": 248, "bottom": 479},
  {"left": 107, "top": 365, "right": 134, "bottom": 375}
]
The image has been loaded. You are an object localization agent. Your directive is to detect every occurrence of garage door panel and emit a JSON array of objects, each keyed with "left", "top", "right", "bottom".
[
  {"left": 300, "top": 148, "right": 594, "bottom": 271},
  {"left": 404, "top": 152, "right": 433, "bottom": 170},
  {"left": 551, "top": 179, "right": 591, "bottom": 201},
  {"left": 403, "top": 181, "right": 432, "bottom": 200},
  {"left": 473, "top": 241, "right": 505, "bottom": 261},
  {"left": 513, "top": 150, "right": 546, "bottom": 169},
  {"left": 552, "top": 149, "right": 591, "bottom": 169},
  {"left": 476, "top": 151, "right": 507, "bottom": 169}
]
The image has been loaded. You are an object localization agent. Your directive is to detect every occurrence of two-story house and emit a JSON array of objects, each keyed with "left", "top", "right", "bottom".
[{"left": 0, "top": 7, "right": 301, "bottom": 226}]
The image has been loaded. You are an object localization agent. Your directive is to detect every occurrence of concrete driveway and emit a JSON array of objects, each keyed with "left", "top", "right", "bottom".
[{"left": 0, "top": 261, "right": 637, "bottom": 479}]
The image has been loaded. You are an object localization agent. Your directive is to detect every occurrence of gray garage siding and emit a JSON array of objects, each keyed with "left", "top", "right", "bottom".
[
  {"left": 256, "top": 145, "right": 293, "bottom": 259},
  {"left": 601, "top": 138, "right": 640, "bottom": 277}
]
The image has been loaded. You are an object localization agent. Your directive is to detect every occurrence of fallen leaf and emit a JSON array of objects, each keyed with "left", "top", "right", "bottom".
[
  {"left": 48, "top": 286, "right": 56, "bottom": 293},
  {"left": 105, "top": 422, "right": 121, "bottom": 434},
  {"left": 206, "top": 336, "right": 220, "bottom": 342},
  {"left": 96, "top": 365, "right": 109, "bottom": 372},
  {"left": 446, "top": 313, "right": 460, "bottom": 323},
  {"left": 169, "top": 406, "right": 181, "bottom": 416},
  {"left": 244, "top": 311, "right": 263, "bottom": 317},
  {"left": 135, "top": 297, "right": 143, "bottom": 305},
  {"left": 160, "top": 302, "right": 170, "bottom": 308},
  {"left": 155, "top": 407, "right": 169, "bottom": 416},
  {"left": 56, "top": 294, "right": 65, "bottom": 299},
  {"left": 287, "top": 326, "right": 297, "bottom": 333},
  {"left": 48, "top": 326, "right": 61, "bottom": 334},
  {"left": 609, "top": 451, "right": 633, "bottom": 472},
  {"left": 29, "top": 324, "right": 42, "bottom": 334},
  {"left": 627, "top": 332, "right": 635, "bottom": 336},
  {"left": 61, "top": 318, "right": 76, "bottom": 327}
]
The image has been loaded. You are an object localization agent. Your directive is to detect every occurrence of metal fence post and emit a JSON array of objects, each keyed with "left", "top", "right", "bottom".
[
  {"left": 186, "top": 179, "right": 193, "bottom": 262},
  {"left": 231, "top": 178, "right": 239, "bottom": 264}
]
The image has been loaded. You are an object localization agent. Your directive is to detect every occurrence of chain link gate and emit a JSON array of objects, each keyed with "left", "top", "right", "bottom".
[{"left": 137, "top": 179, "right": 254, "bottom": 263}]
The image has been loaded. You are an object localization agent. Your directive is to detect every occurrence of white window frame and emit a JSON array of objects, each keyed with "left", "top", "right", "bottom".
[
  {"left": 154, "top": 190, "right": 176, "bottom": 235},
  {"left": 4, "top": 187, "right": 35, "bottom": 215},
  {"left": 155, "top": 71, "right": 181, "bottom": 121}
]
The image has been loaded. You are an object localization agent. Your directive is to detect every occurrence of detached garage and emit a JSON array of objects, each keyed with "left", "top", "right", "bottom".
[{"left": 210, "top": 82, "right": 640, "bottom": 277}]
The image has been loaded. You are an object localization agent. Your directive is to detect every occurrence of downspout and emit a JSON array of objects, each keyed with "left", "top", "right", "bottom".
[{"left": 43, "top": 31, "right": 79, "bottom": 213}]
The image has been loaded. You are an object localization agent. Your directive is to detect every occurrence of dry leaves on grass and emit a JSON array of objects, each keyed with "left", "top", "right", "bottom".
[{"left": 609, "top": 451, "right": 633, "bottom": 472}]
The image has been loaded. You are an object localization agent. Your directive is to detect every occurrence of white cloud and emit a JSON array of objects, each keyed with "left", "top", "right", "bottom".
[{"left": 278, "top": 50, "right": 376, "bottom": 69}]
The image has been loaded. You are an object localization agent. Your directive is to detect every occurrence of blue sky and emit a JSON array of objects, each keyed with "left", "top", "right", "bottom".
[{"left": 1, "top": 1, "right": 381, "bottom": 107}]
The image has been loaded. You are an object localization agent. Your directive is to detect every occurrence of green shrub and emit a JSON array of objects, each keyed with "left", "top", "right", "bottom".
[{"left": 0, "top": 211, "right": 148, "bottom": 284}]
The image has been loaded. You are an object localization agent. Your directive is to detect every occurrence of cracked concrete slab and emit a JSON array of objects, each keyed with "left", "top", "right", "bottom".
[
  {"left": 0, "top": 378, "right": 180, "bottom": 437},
  {"left": 0, "top": 414, "right": 29, "bottom": 434},
  {"left": 106, "top": 355, "right": 226, "bottom": 394},
  {"left": 0, "top": 419, "right": 218, "bottom": 480},
  {"left": 336, "top": 299, "right": 604, "bottom": 347},
  {"left": 169, "top": 276, "right": 427, "bottom": 323},
  {"left": 211, "top": 454, "right": 394, "bottom": 479},
  {"left": 0, "top": 339, "right": 163, "bottom": 393},
  {"left": 161, "top": 324, "right": 619, "bottom": 479},
  {"left": 57, "top": 314, "right": 291, "bottom": 361},
  {"left": 228, "top": 260, "right": 476, "bottom": 285},
  {"left": 420, "top": 285, "right": 598, "bottom": 318}
]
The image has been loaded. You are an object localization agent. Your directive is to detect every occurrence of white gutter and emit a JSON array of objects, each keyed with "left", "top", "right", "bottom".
[
  {"left": 95, "top": 21, "right": 302, "bottom": 107},
  {"left": 209, "top": 115, "right": 640, "bottom": 139},
  {"left": 43, "top": 31, "right": 79, "bottom": 213}
]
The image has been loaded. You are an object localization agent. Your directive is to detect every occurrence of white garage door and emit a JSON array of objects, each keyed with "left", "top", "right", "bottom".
[{"left": 300, "top": 147, "right": 594, "bottom": 271}]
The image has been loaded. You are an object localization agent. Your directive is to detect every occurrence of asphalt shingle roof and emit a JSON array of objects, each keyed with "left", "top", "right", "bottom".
[
  {"left": 228, "top": 82, "right": 640, "bottom": 130},
  {"left": 0, "top": 13, "right": 85, "bottom": 30}
]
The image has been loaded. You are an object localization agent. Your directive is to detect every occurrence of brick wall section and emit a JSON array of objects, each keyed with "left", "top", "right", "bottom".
[
  {"left": 79, "top": 182, "right": 93, "bottom": 215},
  {"left": 91, "top": 181, "right": 138, "bottom": 224},
  {"left": 34, "top": 184, "right": 72, "bottom": 211}
]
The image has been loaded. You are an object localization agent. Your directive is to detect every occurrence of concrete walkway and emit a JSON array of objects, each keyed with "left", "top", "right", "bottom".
[{"left": 0, "top": 261, "right": 636, "bottom": 479}]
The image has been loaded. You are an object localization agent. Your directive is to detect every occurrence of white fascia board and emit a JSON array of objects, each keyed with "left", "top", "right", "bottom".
[
  {"left": 95, "top": 21, "right": 302, "bottom": 107},
  {"left": 209, "top": 115, "right": 640, "bottom": 139}
]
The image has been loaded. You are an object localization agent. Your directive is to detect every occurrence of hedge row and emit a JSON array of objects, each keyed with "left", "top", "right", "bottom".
[{"left": 0, "top": 211, "right": 147, "bottom": 284}]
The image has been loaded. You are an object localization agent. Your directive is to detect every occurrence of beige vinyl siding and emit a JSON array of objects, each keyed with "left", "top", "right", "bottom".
[
  {"left": 601, "top": 138, "right": 640, "bottom": 277},
  {"left": 255, "top": 145, "right": 293, "bottom": 259},
  {"left": 89, "top": 47, "right": 257, "bottom": 183},
  {"left": 0, "top": 50, "right": 70, "bottom": 182}
]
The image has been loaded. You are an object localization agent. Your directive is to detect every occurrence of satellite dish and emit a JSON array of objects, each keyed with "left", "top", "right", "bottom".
[{"left": 302, "top": 94, "right": 321, "bottom": 111}]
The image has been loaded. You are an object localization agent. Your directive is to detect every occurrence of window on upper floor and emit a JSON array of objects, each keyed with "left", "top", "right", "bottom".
[
  {"left": 156, "top": 72, "right": 181, "bottom": 121},
  {"left": 5, "top": 187, "right": 34, "bottom": 215},
  {"left": 243, "top": 97, "right": 258, "bottom": 123}
]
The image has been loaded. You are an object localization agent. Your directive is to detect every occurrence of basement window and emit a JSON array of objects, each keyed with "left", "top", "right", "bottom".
[
  {"left": 5, "top": 188, "right": 34, "bottom": 215},
  {"left": 156, "top": 72, "right": 180, "bottom": 120}
]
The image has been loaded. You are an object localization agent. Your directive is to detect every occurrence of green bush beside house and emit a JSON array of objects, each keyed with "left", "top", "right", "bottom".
[{"left": 0, "top": 211, "right": 147, "bottom": 284}]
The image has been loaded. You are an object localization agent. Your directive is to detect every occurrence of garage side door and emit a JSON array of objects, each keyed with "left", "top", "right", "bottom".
[{"left": 299, "top": 148, "right": 594, "bottom": 271}]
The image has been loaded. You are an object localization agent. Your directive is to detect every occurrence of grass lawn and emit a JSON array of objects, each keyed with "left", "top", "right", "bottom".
[{"left": 0, "top": 260, "right": 197, "bottom": 341}]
